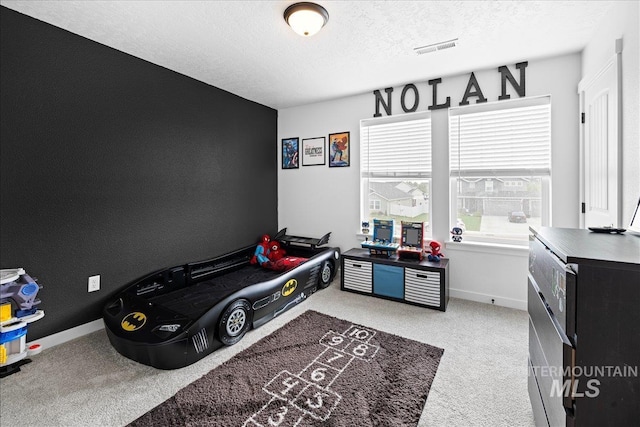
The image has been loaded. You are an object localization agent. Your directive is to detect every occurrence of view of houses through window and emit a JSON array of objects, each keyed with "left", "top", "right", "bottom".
[
  {"left": 360, "top": 97, "right": 550, "bottom": 244},
  {"left": 450, "top": 96, "right": 551, "bottom": 243},
  {"left": 360, "top": 112, "right": 431, "bottom": 238},
  {"left": 454, "top": 176, "right": 543, "bottom": 239},
  {"left": 366, "top": 179, "right": 430, "bottom": 228}
]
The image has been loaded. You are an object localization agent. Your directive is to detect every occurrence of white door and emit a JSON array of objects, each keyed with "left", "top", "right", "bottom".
[{"left": 579, "top": 52, "right": 621, "bottom": 228}]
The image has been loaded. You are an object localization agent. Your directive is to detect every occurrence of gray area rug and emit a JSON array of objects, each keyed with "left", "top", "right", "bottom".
[{"left": 128, "top": 310, "right": 444, "bottom": 426}]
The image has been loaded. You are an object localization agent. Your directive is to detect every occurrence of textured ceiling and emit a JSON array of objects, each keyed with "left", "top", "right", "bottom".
[{"left": 1, "top": 0, "right": 615, "bottom": 109}]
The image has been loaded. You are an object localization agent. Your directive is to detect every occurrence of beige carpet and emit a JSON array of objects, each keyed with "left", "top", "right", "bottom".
[{"left": 0, "top": 279, "right": 534, "bottom": 426}]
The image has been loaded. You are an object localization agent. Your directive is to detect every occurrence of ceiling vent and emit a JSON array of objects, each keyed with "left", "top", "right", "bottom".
[{"left": 414, "top": 38, "right": 458, "bottom": 55}]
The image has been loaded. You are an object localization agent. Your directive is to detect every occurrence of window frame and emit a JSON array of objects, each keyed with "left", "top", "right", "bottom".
[
  {"left": 448, "top": 96, "right": 552, "bottom": 245},
  {"left": 360, "top": 111, "right": 432, "bottom": 239}
]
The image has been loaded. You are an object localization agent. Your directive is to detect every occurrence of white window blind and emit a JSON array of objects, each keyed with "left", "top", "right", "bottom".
[
  {"left": 361, "top": 114, "right": 431, "bottom": 178},
  {"left": 449, "top": 98, "right": 551, "bottom": 177}
]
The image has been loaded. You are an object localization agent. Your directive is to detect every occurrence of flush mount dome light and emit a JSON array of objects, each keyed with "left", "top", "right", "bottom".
[{"left": 284, "top": 2, "right": 329, "bottom": 37}]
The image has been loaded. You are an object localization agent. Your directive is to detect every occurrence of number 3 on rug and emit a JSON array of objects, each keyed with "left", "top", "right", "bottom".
[{"left": 267, "top": 404, "right": 288, "bottom": 426}]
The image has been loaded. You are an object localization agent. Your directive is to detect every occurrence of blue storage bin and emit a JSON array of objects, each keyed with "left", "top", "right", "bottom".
[{"left": 373, "top": 264, "right": 404, "bottom": 299}]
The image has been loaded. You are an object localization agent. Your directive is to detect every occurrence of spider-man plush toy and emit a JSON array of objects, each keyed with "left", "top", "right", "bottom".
[
  {"left": 427, "top": 240, "right": 444, "bottom": 262},
  {"left": 250, "top": 234, "right": 271, "bottom": 266}
]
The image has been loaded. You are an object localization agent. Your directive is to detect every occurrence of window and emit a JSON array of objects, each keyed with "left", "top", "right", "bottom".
[
  {"left": 449, "top": 96, "right": 551, "bottom": 244},
  {"left": 360, "top": 112, "right": 431, "bottom": 237}
]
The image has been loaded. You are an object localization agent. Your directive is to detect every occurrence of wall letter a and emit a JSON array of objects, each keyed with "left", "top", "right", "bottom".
[
  {"left": 373, "top": 87, "right": 393, "bottom": 117},
  {"left": 459, "top": 72, "right": 487, "bottom": 106}
]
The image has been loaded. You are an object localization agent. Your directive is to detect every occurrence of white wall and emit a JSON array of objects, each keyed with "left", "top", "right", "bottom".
[
  {"left": 581, "top": 0, "right": 639, "bottom": 226},
  {"left": 278, "top": 53, "right": 582, "bottom": 310}
]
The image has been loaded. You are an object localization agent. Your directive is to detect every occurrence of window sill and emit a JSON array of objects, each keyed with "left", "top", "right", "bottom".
[
  {"left": 355, "top": 233, "right": 527, "bottom": 257},
  {"left": 445, "top": 240, "right": 529, "bottom": 257}
]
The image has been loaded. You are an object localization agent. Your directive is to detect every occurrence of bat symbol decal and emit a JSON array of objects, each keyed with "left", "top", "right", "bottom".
[
  {"left": 121, "top": 312, "right": 147, "bottom": 331},
  {"left": 281, "top": 279, "right": 297, "bottom": 297}
]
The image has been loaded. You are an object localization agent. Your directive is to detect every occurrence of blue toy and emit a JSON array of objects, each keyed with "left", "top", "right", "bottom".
[
  {"left": 1, "top": 268, "right": 45, "bottom": 378},
  {"left": 361, "top": 219, "right": 399, "bottom": 257}
]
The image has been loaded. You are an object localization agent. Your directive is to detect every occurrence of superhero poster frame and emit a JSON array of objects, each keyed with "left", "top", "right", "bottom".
[
  {"left": 302, "top": 137, "right": 326, "bottom": 166},
  {"left": 328, "top": 131, "right": 350, "bottom": 167},
  {"left": 281, "top": 137, "right": 299, "bottom": 169}
]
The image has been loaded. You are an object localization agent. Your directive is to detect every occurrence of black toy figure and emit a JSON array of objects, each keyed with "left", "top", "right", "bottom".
[{"left": 450, "top": 226, "right": 463, "bottom": 242}]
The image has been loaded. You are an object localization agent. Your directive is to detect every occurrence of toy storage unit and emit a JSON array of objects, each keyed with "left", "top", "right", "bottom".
[
  {"left": 341, "top": 248, "right": 448, "bottom": 311},
  {"left": 1, "top": 268, "right": 44, "bottom": 377}
]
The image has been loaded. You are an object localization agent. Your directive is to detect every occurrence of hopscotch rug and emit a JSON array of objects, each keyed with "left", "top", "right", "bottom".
[{"left": 128, "top": 310, "right": 444, "bottom": 426}]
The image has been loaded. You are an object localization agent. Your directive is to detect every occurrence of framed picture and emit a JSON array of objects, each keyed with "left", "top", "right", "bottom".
[
  {"left": 302, "top": 137, "right": 326, "bottom": 166},
  {"left": 281, "top": 137, "right": 299, "bottom": 169},
  {"left": 328, "top": 131, "right": 350, "bottom": 167}
]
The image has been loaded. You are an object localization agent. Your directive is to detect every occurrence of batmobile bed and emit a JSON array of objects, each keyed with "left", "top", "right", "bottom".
[{"left": 103, "top": 230, "right": 340, "bottom": 369}]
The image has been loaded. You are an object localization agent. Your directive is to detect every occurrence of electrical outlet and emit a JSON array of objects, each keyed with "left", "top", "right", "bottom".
[{"left": 88, "top": 275, "right": 100, "bottom": 292}]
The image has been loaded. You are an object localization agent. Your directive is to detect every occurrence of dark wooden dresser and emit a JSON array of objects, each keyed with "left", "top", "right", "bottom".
[{"left": 528, "top": 227, "right": 640, "bottom": 426}]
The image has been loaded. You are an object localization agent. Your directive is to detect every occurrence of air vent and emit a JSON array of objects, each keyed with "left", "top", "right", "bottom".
[
  {"left": 192, "top": 328, "right": 209, "bottom": 353},
  {"left": 414, "top": 38, "right": 458, "bottom": 55}
]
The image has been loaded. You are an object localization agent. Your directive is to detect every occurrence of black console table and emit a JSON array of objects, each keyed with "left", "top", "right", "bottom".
[
  {"left": 341, "top": 248, "right": 449, "bottom": 311},
  {"left": 528, "top": 227, "right": 640, "bottom": 426}
]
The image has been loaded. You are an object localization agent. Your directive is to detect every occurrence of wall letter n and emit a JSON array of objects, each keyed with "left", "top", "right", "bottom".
[
  {"left": 373, "top": 87, "right": 393, "bottom": 117},
  {"left": 498, "top": 61, "right": 528, "bottom": 100}
]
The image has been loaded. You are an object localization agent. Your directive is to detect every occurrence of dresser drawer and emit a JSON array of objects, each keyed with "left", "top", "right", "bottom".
[
  {"left": 528, "top": 277, "right": 573, "bottom": 426},
  {"left": 404, "top": 268, "right": 441, "bottom": 307},
  {"left": 343, "top": 259, "right": 372, "bottom": 293}
]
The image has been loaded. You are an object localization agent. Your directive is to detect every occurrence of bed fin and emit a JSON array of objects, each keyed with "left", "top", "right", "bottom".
[
  {"left": 316, "top": 232, "right": 331, "bottom": 247},
  {"left": 273, "top": 228, "right": 287, "bottom": 240}
]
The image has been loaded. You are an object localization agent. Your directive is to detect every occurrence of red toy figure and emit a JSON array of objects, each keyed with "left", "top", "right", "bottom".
[
  {"left": 265, "top": 239, "right": 307, "bottom": 271},
  {"left": 251, "top": 234, "right": 271, "bottom": 266},
  {"left": 267, "top": 240, "right": 287, "bottom": 261},
  {"left": 271, "top": 256, "right": 307, "bottom": 271},
  {"left": 427, "top": 240, "right": 444, "bottom": 262}
]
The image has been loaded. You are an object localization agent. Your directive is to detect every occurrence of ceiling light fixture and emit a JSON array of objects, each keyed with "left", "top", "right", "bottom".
[{"left": 284, "top": 2, "right": 329, "bottom": 37}]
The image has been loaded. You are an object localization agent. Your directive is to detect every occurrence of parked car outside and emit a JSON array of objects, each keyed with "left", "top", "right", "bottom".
[{"left": 508, "top": 211, "right": 527, "bottom": 223}]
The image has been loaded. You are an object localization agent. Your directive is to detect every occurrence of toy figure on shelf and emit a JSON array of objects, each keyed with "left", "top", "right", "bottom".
[
  {"left": 450, "top": 226, "right": 464, "bottom": 242},
  {"left": 1, "top": 268, "right": 45, "bottom": 378},
  {"left": 426, "top": 240, "right": 444, "bottom": 262},
  {"left": 361, "top": 221, "right": 370, "bottom": 235}
]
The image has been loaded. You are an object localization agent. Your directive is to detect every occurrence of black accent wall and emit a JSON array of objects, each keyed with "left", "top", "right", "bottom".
[{"left": 0, "top": 7, "right": 278, "bottom": 340}]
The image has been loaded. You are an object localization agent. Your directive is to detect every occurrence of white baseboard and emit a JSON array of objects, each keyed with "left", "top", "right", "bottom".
[
  {"left": 450, "top": 288, "right": 526, "bottom": 311},
  {"left": 28, "top": 319, "right": 105, "bottom": 351},
  {"left": 26, "top": 289, "right": 525, "bottom": 351}
]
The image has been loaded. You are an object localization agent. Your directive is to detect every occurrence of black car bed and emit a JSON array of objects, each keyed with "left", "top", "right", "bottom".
[{"left": 103, "top": 229, "right": 340, "bottom": 369}]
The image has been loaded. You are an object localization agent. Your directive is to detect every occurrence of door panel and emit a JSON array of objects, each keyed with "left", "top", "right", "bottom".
[{"left": 580, "top": 55, "right": 621, "bottom": 228}]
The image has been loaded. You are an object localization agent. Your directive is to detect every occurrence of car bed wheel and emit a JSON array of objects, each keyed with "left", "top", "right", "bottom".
[
  {"left": 218, "top": 299, "right": 251, "bottom": 346},
  {"left": 319, "top": 260, "right": 334, "bottom": 289}
]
